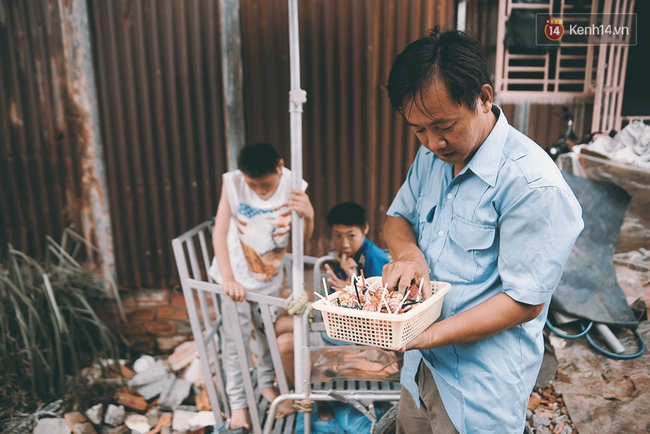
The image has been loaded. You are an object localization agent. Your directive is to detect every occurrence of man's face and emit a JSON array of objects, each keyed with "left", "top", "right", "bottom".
[
  {"left": 331, "top": 224, "right": 368, "bottom": 257},
  {"left": 404, "top": 79, "right": 493, "bottom": 171}
]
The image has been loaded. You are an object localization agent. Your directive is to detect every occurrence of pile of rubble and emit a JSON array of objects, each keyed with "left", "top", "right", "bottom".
[
  {"left": 32, "top": 341, "right": 217, "bottom": 434},
  {"left": 526, "top": 383, "right": 575, "bottom": 434}
]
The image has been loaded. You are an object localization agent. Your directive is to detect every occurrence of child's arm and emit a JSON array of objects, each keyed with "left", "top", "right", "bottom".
[
  {"left": 213, "top": 183, "right": 247, "bottom": 302},
  {"left": 289, "top": 189, "right": 315, "bottom": 240}
]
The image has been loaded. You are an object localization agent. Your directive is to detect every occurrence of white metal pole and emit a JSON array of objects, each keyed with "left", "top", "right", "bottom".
[{"left": 287, "top": 0, "right": 308, "bottom": 400}]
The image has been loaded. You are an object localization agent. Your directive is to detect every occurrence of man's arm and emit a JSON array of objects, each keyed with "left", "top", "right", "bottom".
[
  {"left": 382, "top": 215, "right": 432, "bottom": 296},
  {"left": 383, "top": 215, "right": 544, "bottom": 351},
  {"left": 213, "top": 183, "right": 246, "bottom": 302},
  {"left": 404, "top": 293, "right": 544, "bottom": 350}
]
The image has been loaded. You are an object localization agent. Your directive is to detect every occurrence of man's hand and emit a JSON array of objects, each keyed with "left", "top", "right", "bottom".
[
  {"left": 222, "top": 279, "right": 247, "bottom": 302},
  {"left": 324, "top": 263, "right": 349, "bottom": 289},
  {"left": 382, "top": 255, "right": 432, "bottom": 299}
]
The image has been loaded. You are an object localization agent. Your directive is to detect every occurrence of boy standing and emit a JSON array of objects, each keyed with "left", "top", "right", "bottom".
[
  {"left": 210, "top": 142, "right": 314, "bottom": 430},
  {"left": 324, "top": 202, "right": 390, "bottom": 289}
]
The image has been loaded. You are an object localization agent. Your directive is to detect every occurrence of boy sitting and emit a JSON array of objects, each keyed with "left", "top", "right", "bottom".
[
  {"left": 210, "top": 142, "right": 314, "bottom": 430},
  {"left": 276, "top": 202, "right": 390, "bottom": 384},
  {"left": 323, "top": 202, "right": 390, "bottom": 290}
]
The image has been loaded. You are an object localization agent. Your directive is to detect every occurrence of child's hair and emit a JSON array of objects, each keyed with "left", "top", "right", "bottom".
[
  {"left": 326, "top": 202, "right": 368, "bottom": 229},
  {"left": 237, "top": 142, "right": 281, "bottom": 178}
]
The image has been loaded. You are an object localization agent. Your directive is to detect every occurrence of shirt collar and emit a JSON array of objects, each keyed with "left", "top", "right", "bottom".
[{"left": 464, "top": 104, "right": 509, "bottom": 187}]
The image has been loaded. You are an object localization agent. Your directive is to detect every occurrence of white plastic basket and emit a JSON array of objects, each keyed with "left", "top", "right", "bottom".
[{"left": 312, "top": 278, "right": 452, "bottom": 351}]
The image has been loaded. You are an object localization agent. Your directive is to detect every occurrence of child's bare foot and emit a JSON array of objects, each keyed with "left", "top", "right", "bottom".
[
  {"left": 260, "top": 386, "right": 296, "bottom": 418},
  {"left": 230, "top": 407, "right": 250, "bottom": 430}
]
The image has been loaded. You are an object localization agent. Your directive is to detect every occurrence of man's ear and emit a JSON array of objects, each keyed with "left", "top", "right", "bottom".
[
  {"left": 277, "top": 158, "right": 285, "bottom": 173},
  {"left": 478, "top": 84, "right": 494, "bottom": 114},
  {"left": 363, "top": 224, "right": 369, "bottom": 236}
]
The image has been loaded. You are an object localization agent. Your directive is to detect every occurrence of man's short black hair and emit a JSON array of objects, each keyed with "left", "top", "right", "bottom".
[
  {"left": 386, "top": 26, "right": 492, "bottom": 115},
  {"left": 326, "top": 202, "right": 368, "bottom": 229},
  {"left": 237, "top": 142, "right": 281, "bottom": 178}
]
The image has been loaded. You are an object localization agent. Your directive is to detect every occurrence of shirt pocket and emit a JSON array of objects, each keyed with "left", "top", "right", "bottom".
[
  {"left": 444, "top": 216, "right": 497, "bottom": 282},
  {"left": 416, "top": 196, "right": 437, "bottom": 245}
]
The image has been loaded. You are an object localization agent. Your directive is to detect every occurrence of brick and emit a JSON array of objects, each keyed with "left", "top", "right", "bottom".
[
  {"left": 156, "top": 335, "right": 191, "bottom": 353},
  {"left": 147, "top": 412, "right": 172, "bottom": 434},
  {"left": 144, "top": 321, "right": 176, "bottom": 336},
  {"left": 119, "top": 322, "right": 148, "bottom": 336},
  {"left": 126, "top": 308, "right": 156, "bottom": 322},
  {"left": 120, "top": 293, "right": 137, "bottom": 309},
  {"left": 125, "top": 336, "right": 156, "bottom": 353},
  {"left": 195, "top": 389, "right": 210, "bottom": 411},
  {"left": 174, "top": 321, "right": 193, "bottom": 335},
  {"left": 135, "top": 290, "right": 170, "bottom": 307},
  {"left": 64, "top": 412, "right": 86, "bottom": 430},
  {"left": 117, "top": 391, "right": 148, "bottom": 412},
  {"left": 156, "top": 307, "right": 188, "bottom": 320},
  {"left": 171, "top": 292, "right": 186, "bottom": 306}
]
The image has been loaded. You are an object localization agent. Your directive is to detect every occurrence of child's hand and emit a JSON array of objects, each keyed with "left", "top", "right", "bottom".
[
  {"left": 324, "top": 263, "right": 348, "bottom": 289},
  {"left": 222, "top": 279, "right": 247, "bottom": 302},
  {"left": 288, "top": 189, "right": 314, "bottom": 221},
  {"left": 335, "top": 250, "right": 358, "bottom": 277}
]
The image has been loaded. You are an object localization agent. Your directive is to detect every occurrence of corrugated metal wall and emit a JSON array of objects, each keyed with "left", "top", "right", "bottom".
[
  {"left": 89, "top": 0, "right": 454, "bottom": 289},
  {"left": 88, "top": 0, "right": 230, "bottom": 289},
  {"left": 240, "top": 0, "right": 455, "bottom": 257},
  {"left": 0, "top": 0, "right": 85, "bottom": 261},
  {"left": 1, "top": 0, "right": 455, "bottom": 289}
]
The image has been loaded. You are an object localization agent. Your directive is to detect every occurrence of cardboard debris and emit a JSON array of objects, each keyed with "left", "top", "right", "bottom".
[{"left": 167, "top": 341, "right": 198, "bottom": 371}]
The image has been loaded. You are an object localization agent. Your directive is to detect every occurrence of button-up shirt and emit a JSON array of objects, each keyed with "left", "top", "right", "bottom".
[{"left": 387, "top": 106, "right": 583, "bottom": 433}]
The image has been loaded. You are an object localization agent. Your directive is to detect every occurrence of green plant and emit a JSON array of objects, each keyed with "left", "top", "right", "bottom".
[{"left": 0, "top": 229, "right": 123, "bottom": 411}]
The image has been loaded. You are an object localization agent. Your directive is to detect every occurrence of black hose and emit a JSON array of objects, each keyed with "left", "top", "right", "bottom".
[{"left": 546, "top": 318, "right": 646, "bottom": 359}]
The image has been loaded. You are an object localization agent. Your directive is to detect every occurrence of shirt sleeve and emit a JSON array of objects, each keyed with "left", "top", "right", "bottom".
[{"left": 498, "top": 186, "right": 584, "bottom": 305}]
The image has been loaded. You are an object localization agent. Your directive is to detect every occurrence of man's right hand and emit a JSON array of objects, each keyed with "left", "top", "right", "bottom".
[
  {"left": 382, "top": 251, "right": 432, "bottom": 299},
  {"left": 222, "top": 279, "right": 247, "bottom": 302}
]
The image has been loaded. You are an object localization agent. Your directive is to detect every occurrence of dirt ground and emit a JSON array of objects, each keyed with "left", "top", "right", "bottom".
[{"left": 548, "top": 320, "right": 650, "bottom": 434}]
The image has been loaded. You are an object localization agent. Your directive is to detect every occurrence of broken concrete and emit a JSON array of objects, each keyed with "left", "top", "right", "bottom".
[
  {"left": 33, "top": 418, "right": 72, "bottom": 434},
  {"left": 103, "top": 404, "right": 126, "bottom": 427},
  {"left": 85, "top": 403, "right": 103, "bottom": 426},
  {"left": 158, "top": 378, "right": 193, "bottom": 411},
  {"left": 171, "top": 409, "right": 198, "bottom": 433}
]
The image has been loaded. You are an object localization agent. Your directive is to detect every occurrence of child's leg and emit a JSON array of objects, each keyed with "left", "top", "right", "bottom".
[
  {"left": 251, "top": 302, "right": 296, "bottom": 418},
  {"left": 221, "top": 299, "right": 254, "bottom": 428}
]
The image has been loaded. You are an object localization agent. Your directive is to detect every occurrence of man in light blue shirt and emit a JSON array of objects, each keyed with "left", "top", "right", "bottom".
[{"left": 382, "top": 28, "right": 584, "bottom": 433}]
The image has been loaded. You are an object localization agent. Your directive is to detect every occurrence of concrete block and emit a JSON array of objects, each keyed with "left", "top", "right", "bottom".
[
  {"left": 159, "top": 378, "right": 193, "bottom": 411},
  {"left": 34, "top": 418, "right": 71, "bottom": 434},
  {"left": 104, "top": 404, "right": 126, "bottom": 427}
]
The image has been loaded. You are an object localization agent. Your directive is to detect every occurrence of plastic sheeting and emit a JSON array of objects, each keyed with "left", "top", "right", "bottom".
[{"left": 551, "top": 173, "right": 639, "bottom": 328}]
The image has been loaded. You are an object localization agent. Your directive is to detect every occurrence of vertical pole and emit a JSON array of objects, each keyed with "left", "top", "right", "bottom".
[
  {"left": 287, "top": 0, "right": 307, "bottom": 399},
  {"left": 219, "top": 0, "right": 246, "bottom": 170},
  {"left": 58, "top": 0, "right": 116, "bottom": 292}
]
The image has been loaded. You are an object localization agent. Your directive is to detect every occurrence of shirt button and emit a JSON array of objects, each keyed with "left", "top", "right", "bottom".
[
  {"left": 438, "top": 231, "right": 444, "bottom": 237},
  {"left": 447, "top": 193, "right": 453, "bottom": 199}
]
